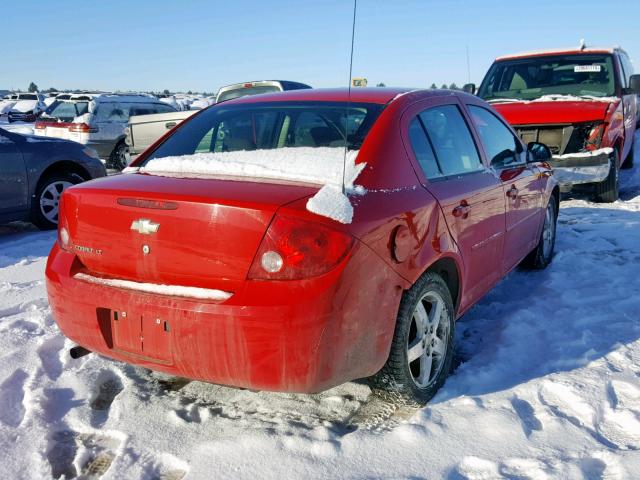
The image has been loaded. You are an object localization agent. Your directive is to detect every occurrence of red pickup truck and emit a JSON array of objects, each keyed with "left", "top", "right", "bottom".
[{"left": 471, "top": 46, "right": 639, "bottom": 202}]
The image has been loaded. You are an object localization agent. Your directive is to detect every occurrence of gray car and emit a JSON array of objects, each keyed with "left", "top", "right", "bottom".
[{"left": 0, "top": 127, "right": 106, "bottom": 229}]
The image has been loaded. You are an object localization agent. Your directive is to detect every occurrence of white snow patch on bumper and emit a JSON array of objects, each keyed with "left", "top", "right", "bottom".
[{"left": 73, "top": 272, "right": 232, "bottom": 301}]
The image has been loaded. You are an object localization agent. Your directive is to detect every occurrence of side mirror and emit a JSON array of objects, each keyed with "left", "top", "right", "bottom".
[
  {"left": 462, "top": 83, "right": 476, "bottom": 95},
  {"left": 527, "top": 142, "right": 552, "bottom": 163},
  {"left": 627, "top": 74, "right": 640, "bottom": 95}
]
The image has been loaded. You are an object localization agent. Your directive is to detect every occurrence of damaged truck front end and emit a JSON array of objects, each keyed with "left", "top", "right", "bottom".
[{"left": 514, "top": 122, "right": 613, "bottom": 190}]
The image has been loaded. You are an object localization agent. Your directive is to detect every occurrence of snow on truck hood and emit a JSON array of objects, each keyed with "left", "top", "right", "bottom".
[{"left": 139, "top": 147, "right": 364, "bottom": 224}]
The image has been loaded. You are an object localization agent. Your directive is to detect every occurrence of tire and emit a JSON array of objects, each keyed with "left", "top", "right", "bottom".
[
  {"left": 371, "top": 272, "right": 455, "bottom": 405},
  {"left": 108, "top": 141, "right": 128, "bottom": 171},
  {"left": 594, "top": 149, "right": 619, "bottom": 203},
  {"left": 621, "top": 140, "right": 634, "bottom": 169},
  {"left": 30, "top": 173, "right": 83, "bottom": 230},
  {"left": 522, "top": 194, "right": 557, "bottom": 270}
]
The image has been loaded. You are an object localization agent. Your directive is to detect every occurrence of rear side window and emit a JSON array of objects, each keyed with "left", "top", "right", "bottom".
[
  {"left": 468, "top": 105, "right": 522, "bottom": 168},
  {"left": 94, "top": 104, "right": 128, "bottom": 122},
  {"left": 418, "top": 105, "right": 483, "bottom": 176},
  {"left": 408, "top": 118, "right": 441, "bottom": 179},
  {"left": 154, "top": 103, "right": 177, "bottom": 114}
]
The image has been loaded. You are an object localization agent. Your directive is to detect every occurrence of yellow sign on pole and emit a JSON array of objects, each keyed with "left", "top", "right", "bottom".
[{"left": 351, "top": 77, "right": 368, "bottom": 87}]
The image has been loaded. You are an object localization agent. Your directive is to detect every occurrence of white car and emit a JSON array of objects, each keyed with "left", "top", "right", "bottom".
[
  {"left": 7, "top": 93, "right": 46, "bottom": 123},
  {"left": 0, "top": 94, "right": 18, "bottom": 118},
  {"left": 190, "top": 96, "right": 216, "bottom": 110},
  {"left": 33, "top": 93, "right": 177, "bottom": 169}
]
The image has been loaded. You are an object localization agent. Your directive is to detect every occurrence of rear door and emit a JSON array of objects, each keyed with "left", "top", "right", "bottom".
[
  {"left": 404, "top": 99, "right": 506, "bottom": 309},
  {"left": 467, "top": 104, "right": 543, "bottom": 272},
  {"left": 0, "top": 133, "right": 28, "bottom": 214}
]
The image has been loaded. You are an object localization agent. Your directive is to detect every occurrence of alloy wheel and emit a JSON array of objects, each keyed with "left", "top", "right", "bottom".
[
  {"left": 39, "top": 180, "right": 72, "bottom": 224},
  {"left": 406, "top": 291, "right": 450, "bottom": 388}
]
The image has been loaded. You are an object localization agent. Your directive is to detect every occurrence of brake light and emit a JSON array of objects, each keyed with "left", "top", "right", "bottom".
[
  {"left": 584, "top": 123, "right": 605, "bottom": 151},
  {"left": 34, "top": 122, "right": 45, "bottom": 130},
  {"left": 68, "top": 123, "right": 98, "bottom": 133},
  {"left": 57, "top": 196, "right": 73, "bottom": 252},
  {"left": 247, "top": 214, "right": 354, "bottom": 280}
]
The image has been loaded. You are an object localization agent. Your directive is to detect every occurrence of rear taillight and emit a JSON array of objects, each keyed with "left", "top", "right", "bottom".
[
  {"left": 68, "top": 123, "right": 98, "bottom": 133},
  {"left": 34, "top": 122, "right": 45, "bottom": 130},
  {"left": 247, "top": 214, "right": 354, "bottom": 280},
  {"left": 584, "top": 123, "right": 605, "bottom": 151},
  {"left": 57, "top": 196, "right": 73, "bottom": 252}
]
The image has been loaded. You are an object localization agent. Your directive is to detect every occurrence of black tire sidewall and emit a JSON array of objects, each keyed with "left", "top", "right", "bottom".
[
  {"left": 595, "top": 149, "right": 619, "bottom": 202},
  {"left": 372, "top": 272, "right": 455, "bottom": 405}
]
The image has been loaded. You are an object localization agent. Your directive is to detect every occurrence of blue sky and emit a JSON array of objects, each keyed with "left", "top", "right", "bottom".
[{"left": 1, "top": 0, "right": 638, "bottom": 93}]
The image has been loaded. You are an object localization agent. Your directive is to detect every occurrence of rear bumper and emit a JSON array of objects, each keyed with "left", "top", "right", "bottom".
[
  {"left": 46, "top": 242, "right": 405, "bottom": 393},
  {"left": 550, "top": 148, "right": 612, "bottom": 186}
]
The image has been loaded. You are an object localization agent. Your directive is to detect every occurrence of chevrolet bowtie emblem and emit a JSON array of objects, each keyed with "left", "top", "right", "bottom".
[{"left": 131, "top": 219, "right": 160, "bottom": 235}]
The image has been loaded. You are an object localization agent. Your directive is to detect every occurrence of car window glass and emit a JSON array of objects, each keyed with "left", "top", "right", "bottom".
[
  {"left": 419, "top": 105, "right": 482, "bottom": 176},
  {"left": 408, "top": 117, "right": 441, "bottom": 179},
  {"left": 468, "top": 105, "right": 522, "bottom": 168},
  {"left": 290, "top": 112, "right": 343, "bottom": 147},
  {"left": 154, "top": 104, "right": 177, "bottom": 114},
  {"left": 95, "top": 104, "right": 128, "bottom": 122}
]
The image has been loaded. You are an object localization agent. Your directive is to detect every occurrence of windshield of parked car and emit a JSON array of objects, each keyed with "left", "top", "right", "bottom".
[
  {"left": 216, "top": 85, "right": 282, "bottom": 103},
  {"left": 144, "top": 101, "right": 383, "bottom": 161},
  {"left": 43, "top": 101, "right": 89, "bottom": 122},
  {"left": 17, "top": 94, "right": 38, "bottom": 100},
  {"left": 478, "top": 54, "right": 616, "bottom": 101}
]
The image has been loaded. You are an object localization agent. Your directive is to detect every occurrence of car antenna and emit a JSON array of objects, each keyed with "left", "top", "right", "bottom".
[{"left": 342, "top": 0, "right": 358, "bottom": 195}]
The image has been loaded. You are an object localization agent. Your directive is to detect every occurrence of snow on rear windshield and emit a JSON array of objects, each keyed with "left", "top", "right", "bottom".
[{"left": 141, "top": 102, "right": 383, "bottom": 223}]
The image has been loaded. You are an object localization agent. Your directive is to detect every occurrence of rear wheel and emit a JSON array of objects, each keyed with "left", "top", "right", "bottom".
[
  {"left": 30, "top": 173, "right": 82, "bottom": 230},
  {"left": 594, "top": 149, "right": 619, "bottom": 203},
  {"left": 371, "top": 272, "right": 455, "bottom": 405},
  {"left": 523, "top": 194, "right": 557, "bottom": 269},
  {"left": 108, "top": 141, "right": 128, "bottom": 171}
]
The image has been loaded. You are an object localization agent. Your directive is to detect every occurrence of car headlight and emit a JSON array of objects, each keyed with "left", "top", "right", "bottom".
[{"left": 82, "top": 147, "right": 100, "bottom": 160}]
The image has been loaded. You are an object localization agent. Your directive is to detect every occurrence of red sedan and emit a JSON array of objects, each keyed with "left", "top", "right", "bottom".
[{"left": 46, "top": 88, "right": 558, "bottom": 404}]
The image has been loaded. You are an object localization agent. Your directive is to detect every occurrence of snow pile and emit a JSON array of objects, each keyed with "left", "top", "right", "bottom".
[
  {"left": 0, "top": 135, "right": 639, "bottom": 479},
  {"left": 73, "top": 272, "right": 232, "bottom": 301},
  {"left": 552, "top": 146, "right": 613, "bottom": 160},
  {"left": 141, "top": 147, "right": 364, "bottom": 223},
  {"left": 489, "top": 94, "right": 619, "bottom": 104}
]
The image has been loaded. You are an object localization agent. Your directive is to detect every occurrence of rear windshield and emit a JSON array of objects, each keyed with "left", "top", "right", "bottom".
[
  {"left": 44, "top": 101, "right": 89, "bottom": 121},
  {"left": 18, "top": 94, "right": 38, "bottom": 100},
  {"left": 216, "top": 85, "right": 281, "bottom": 103},
  {"left": 144, "top": 101, "right": 383, "bottom": 162},
  {"left": 478, "top": 54, "right": 616, "bottom": 100}
]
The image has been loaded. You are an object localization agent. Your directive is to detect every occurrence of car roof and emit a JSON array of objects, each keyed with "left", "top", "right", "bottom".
[
  {"left": 496, "top": 46, "right": 622, "bottom": 61},
  {"left": 91, "top": 94, "right": 161, "bottom": 104},
  {"left": 224, "top": 87, "right": 418, "bottom": 105}
]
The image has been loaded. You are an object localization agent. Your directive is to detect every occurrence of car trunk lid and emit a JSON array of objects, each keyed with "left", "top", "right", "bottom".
[{"left": 62, "top": 173, "right": 316, "bottom": 293}]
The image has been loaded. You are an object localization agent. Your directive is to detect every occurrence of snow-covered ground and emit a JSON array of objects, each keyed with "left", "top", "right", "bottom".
[{"left": 1, "top": 136, "right": 639, "bottom": 479}]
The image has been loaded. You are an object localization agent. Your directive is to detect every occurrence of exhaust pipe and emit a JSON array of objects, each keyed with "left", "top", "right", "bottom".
[{"left": 70, "top": 345, "right": 92, "bottom": 359}]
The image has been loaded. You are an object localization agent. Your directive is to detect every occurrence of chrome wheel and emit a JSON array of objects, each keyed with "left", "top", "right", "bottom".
[
  {"left": 39, "top": 180, "right": 72, "bottom": 224},
  {"left": 406, "top": 291, "right": 450, "bottom": 388},
  {"left": 542, "top": 201, "right": 556, "bottom": 260}
]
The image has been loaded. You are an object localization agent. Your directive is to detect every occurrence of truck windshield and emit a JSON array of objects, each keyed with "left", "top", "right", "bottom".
[{"left": 478, "top": 54, "right": 616, "bottom": 101}]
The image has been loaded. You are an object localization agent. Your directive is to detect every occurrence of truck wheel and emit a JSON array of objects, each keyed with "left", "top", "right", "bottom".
[
  {"left": 30, "top": 173, "right": 82, "bottom": 230},
  {"left": 594, "top": 149, "right": 619, "bottom": 203},
  {"left": 522, "top": 194, "right": 557, "bottom": 269},
  {"left": 371, "top": 272, "right": 455, "bottom": 405},
  {"left": 621, "top": 141, "right": 634, "bottom": 169},
  {"left": 108, "top": 141, "right": 129, "bottom": 171}
]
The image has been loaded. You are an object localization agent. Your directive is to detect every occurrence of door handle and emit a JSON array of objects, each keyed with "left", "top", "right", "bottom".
[
  {"left": 506, "top": 186, "right": 519, "bottom": 198},
  {"left": 452, "top": 202, "right": 471, "bottom": 219},
  {"left": 165, "top": 122, "right": 177, "bottom": 129}
]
